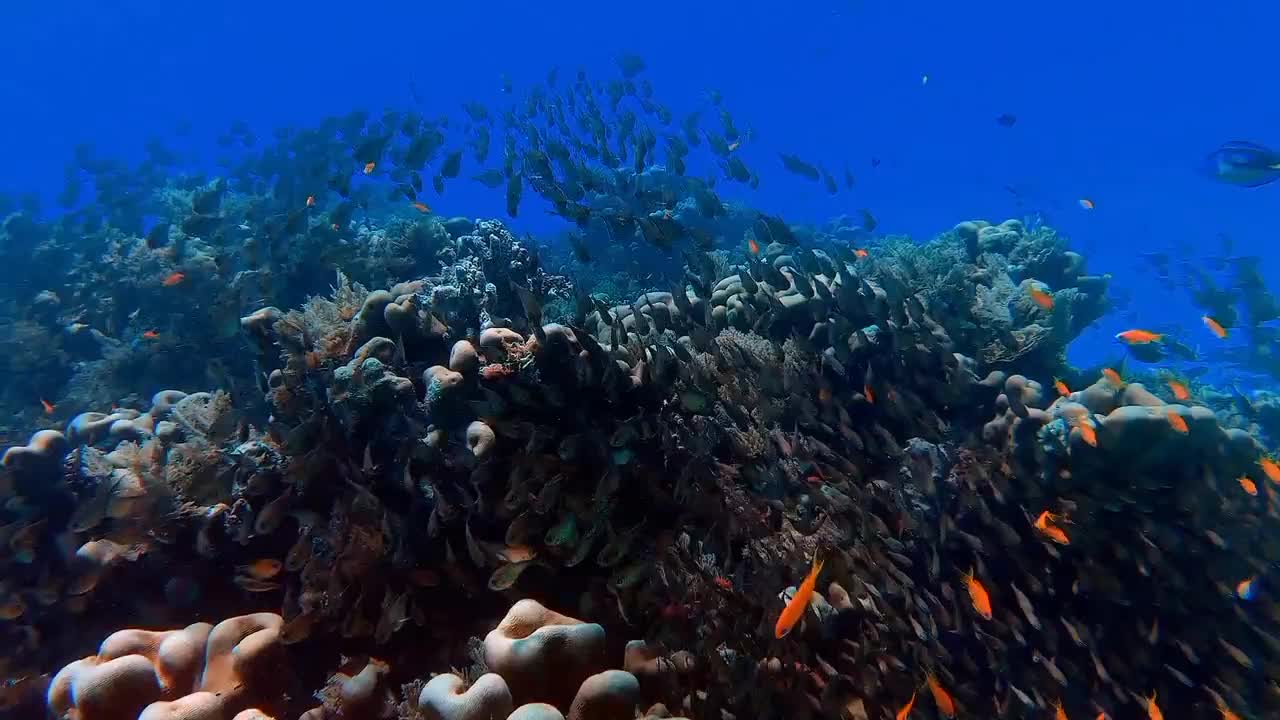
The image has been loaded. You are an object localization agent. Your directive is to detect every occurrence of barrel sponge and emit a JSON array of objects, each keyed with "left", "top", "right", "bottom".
[
  {"left": 1, "top": 429, "right": 68, "bottom": 470},
  {"left": 565, "top": 670, "right": 639, "bottom": 720},
  {"left": 478, "top": 328, "right": 526, "bottom": 362},
  {"left": 47, "top": 613, "right": 284, "bottom": 720},
  {"left": 149, "top": 390, "right": 189, "bottom": 419},
  {"left": 466, "top": 421, "right": 497, "bottom": 459},
  {"left": 450, "top": 340, "right": 480, "bottom": 375},
  {"left": 417, "top": 673, "right": 513, "bottom": 720},
  {"left": 483, "top": 599, "right": 608, "bottom": 708},
  {"left": 424, "top": 365, "right": 465, "bottom": 408},
  {"left": 507, "top": 704, "right": 564, "bottom": 720}
]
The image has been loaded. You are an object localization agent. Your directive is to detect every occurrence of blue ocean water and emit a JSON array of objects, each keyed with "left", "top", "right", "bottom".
[{"left": 2, "top": 0, "right": 1277, "bottom": 372}]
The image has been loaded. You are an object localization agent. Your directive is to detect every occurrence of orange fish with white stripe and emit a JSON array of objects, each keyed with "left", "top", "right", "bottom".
[{"left": 774, "top": 552, "right": 823, "bottom": 638}]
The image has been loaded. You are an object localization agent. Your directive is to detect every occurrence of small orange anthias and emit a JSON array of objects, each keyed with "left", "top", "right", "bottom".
[
  {"left": 774, "top": 551, "right": 824, "bottom": 639},
  {"left": 963, "top": 567, "right": 992, "bottom": 620},
  {"left": 926, "top": 673, "right": 956, "bottom": 718}
]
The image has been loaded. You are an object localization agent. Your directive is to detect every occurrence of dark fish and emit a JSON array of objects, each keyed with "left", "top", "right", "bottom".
[
  {"left": 871, "top": 157, "right": 881, "bottom": 168},
  {"left": 181, "top": 213, "right": 221, "bottom": 237},
  {"left": 462, "top": 101, "right": 490, "bottom": 123},
  {"left": 569, "top": 234, "right": 592, "bottom": 263},
  {"left": 440, "top": 150, "right": 463, "bottom": 179},
  {"left": 779, "top": 153, "right": 821, "bottom": 181},
  {"left": 822, "top": 171, "right": 838, "bottom": 194},
  {"left": 996, "top": 113, "right": 1018, "bottom": 128},
  {"left": 506, "top": 173, "right": 522, "bottom": 218},
  {"left": 860, "top": 208, "right": 878, "bottom": 232},
  {"left": 411, "top": 171, "right": 423, "bottom": 193},
  {"left": 433, "top": 175, "right": 445, "bottom": 194},
  {"left": 473, "top": 170, "right": 506, "bottom": 188},
  {"left": 1204, "top": 140, "right": 1280, "bottom": 187},
  {"left": 843, "top": 165, "right": 855, "bottom": 189},
  {"left": 145, "top": 222, "right": 171, "bottom": 249}
]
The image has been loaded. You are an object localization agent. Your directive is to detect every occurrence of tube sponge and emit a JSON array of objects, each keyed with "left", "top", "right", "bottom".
[{"left": 483, "top": 599, "right": 608, "bottom": 708}]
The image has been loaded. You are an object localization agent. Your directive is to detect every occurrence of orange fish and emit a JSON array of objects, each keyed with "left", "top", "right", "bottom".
[
  {"left": 818, "top": 387, "right": 832, "bottom": 404},
  {"left": 774, "top": 552, "right": 824, "bottom": 638},
  {"left": 854, "top": 248, "right": 870, "bottom": 258},
  {"left": 363, "top": 161, "right": 376, "bottom": 174},
  {"left": 1101, "top": 368, "right": 1123, "bottom": 386},
  {"left": 238, "top": 558, "right": 283, "bottom": 580},
  {"left": 1054, "top": 700, "right": 1069, "bottom": 720},
  {"left": 1053, "top": 378, "right": 1070, "bottom": 397},
  {"left": 40, "top": 398, "right": 55, "bottom": 415},
  {"left": 1166, "top": 411, "right": 1188, "bottom": 434},
  {"left": 142, "top": 329, "right": 160, "bottom": 340},
  {"left": 1202, "top": 315, "right": 1228, "bottom": 339},
  {"left": 411, "top": 202, "right": 431, "bottom": 213},
  {"left": 1238, "top": 476, "right": 1258, "bottom": 496},
  {"left": 1034, "top": 511, "right": 1070, "bottom": 545},
  {"left": 306, "top": 195, "right": 316, "bottom": 207},
  {"left": 964, "top": 568, "right": 992, "bottom": 620},
  {"left": 864, "top": 384, "right": 875, "bottom": 404},
  {"left": 1236, "top": 575, "right": 1257, "bottom": 600},
  {"left": 895, "top": 691, "right": 916, "bottom": 720},
  {"left": 331, "top": 223, "right": 340, "bottom": 231},
  {"left": 1115, "top": 329, "right": 1163, "bottom": 345},
  {"left": 1215, "top": 700, "right": 1240, "bottom": 720},
  {"left": 1073, "top": 417, "right": 1098, "bottom": 447},
  {"left": 1260, "top": 457, "right": 1280, "bottom": 484},
  {"left": 1079, "top": 198, "right": 1095, "bottom": 210},
  {"left": 1028, "top": 286, "right": 1055, "bottom": 310},
  {"left": 1167, "top": 380, "right": 1190, "bottom": 401},
  {"left": 162, "top": 271, "right": 186, "bottom": 287},
  {"left": 747, "top": 236, "right": 760, "bottom": 255},
  {"left": 1145, "top": 691, "right": 1163, "bottom": 720},
  {"left": 925, "top": 674, "right": 955, "bottom": 718}
]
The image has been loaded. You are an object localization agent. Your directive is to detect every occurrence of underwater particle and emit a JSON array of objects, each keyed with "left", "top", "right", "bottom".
[
  {"left": 306, "top": 195, "right": 315, "bottom": 207},
  {"left": 1202, "top": 314, "right": 1228, "bottom": 339},
  {"left": 1078, "top": 198, "right": 1095, "bottom": 209},
  {"left": 774, "top": 552, "right": 823, "bottom": 639},
  {"left": 995, "top": 113, "right": 1018, "bottom": 128},
  {"left": 921, "top": 74, "right": 929, "bottom": 86},
  {"left": 1203, "top": 140, "right": 1280, "bottom": 187}
]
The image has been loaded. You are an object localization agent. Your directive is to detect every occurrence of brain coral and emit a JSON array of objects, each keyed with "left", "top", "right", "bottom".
[{"left": 47, "top": 612, "right": 285, "bottom": 720}]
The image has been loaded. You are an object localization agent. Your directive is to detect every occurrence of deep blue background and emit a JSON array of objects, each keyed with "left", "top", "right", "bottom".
[{"left": 3, "top": 0, "right": 1278, "bottom": 367}]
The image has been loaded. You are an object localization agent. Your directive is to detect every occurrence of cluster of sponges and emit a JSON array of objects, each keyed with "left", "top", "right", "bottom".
[
  {"left": 47, "top": 612, "right": 285, "bottom": 720},
  {"left": 411, "top": 600, "right": 678, "bottom": 720}
]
